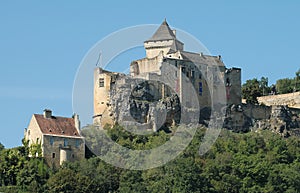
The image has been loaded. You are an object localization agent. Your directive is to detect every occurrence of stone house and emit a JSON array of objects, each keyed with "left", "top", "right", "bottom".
[{"left": 24, "top": 109, "right": 85, "bottom": 168}]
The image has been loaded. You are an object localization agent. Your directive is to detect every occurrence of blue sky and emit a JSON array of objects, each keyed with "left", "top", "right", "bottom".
[{"left": 0, "top": 0, "right": 299, "bottom": 148}]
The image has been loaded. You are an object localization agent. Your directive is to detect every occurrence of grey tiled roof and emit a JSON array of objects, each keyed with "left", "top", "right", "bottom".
[
  {"left": 180, "top": 51, "right": 225, "bottom": 66},
  {"left": 145, "top": 20, "right": 176, "bottom": 42}
]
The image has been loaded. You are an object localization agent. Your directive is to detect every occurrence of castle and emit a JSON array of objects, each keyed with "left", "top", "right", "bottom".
[
  {"left": 21, "top": 20, "right": 300, "bottom": 168},
  {"left": 93, "top": 20, "right": 243, "bottom": 130}
]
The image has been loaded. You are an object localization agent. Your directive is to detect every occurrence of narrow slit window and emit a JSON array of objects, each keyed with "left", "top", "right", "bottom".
[
  {"left": 99, "top": 78, "right": 104, "bottom": 87},
  {"left": 50, "top": 137, "right": 54, "bottom": 145},
  {"left": 76, "top": 139, "right": 80, "bottom": 148},
  {"left": 226, "top": 78, "right": 230, "bottom": 86},
  {"left": 191, "top": 71, "right": 195, "bottom": 78},
  {"left": 199, "top": 82, "right": 203, "bottom": 96}
]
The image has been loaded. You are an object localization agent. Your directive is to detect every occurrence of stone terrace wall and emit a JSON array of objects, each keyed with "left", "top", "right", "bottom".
[
  {"left": 242, "top": 104, "right": 271, "bottom": 120},
  {"left": 257, "top": 92, "right": 300, "bottom": 108}
]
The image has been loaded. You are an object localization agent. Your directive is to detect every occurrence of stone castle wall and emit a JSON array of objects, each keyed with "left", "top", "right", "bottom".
[
  {"left": 257, "top": 91, "right": 300, "bottom": 108},
  {"left": 242, "top": 104, "right": 271, "bottom": 120}
]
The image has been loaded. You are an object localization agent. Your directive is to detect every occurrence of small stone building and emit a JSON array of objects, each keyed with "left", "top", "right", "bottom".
[{"left": 24, "top": 109, "right": 85, "bottom": 168}]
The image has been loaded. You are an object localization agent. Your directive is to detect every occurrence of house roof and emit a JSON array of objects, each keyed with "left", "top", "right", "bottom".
[
  {"left": 145, "top": 20, "right": 176, "bottom": 42},
  {"left": 180, "top": 51, "right": 225, "bottom": 67},
  {"left": 34, "top": 114, "right": 80, "bottom": 137}
]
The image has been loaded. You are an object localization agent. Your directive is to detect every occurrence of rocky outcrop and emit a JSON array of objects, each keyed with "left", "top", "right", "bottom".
[
  {"left": 108, "top": 78, "right": 181, "bottom": 132},
  {"left": 252, "top": 105, "right": 300, "bottom": 137},
  {"left": 223, "top": 104, "right": 252, "bottom": 133},
  {"left": 220, "top": 104, "right": 300, "bottom": 137}
]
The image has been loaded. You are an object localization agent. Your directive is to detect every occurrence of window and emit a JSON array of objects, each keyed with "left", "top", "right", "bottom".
[
  {"left": 52, "top": 153, "right": 55, "bottom": 158},
  {"left": 199, "top": 82, "right": 203, "bottom": 96},
  {"left": 50, "top": 137, "right": 54, "bottom": 145},
  {"left": 182, "top": 67, "right": 186, "bottom": 73},
  {"left": 64, "top": 138, "right": 68, "bottom": 147},
  {"left": 226, "top": 78, "right": 230, "bottom": 86},
  {"left": 76, "top": 139, "right": 80, "bottom": 148},
  {"left": 199, "top": 73, "right": 202, "bottom": 79},
  {"left": 99, "top": 78, "right": 104, "bottom": 87},
  {"left": 191, "top": 71, "right": 195, "bottom": 78}
]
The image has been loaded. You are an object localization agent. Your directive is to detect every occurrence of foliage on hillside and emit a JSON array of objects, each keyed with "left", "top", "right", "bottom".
[
  {"left": 276, "top": 68, "right": 300, "bottom": 94},
  {"left": 0, "top": 126, "right": 300, "bottom": 192}
]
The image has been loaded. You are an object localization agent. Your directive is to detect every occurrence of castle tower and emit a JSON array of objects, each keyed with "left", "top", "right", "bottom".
[
  {"left": 144, "top": 19, "right": 184, "bottom": 59},
  {"left": 93, "top": 68, "right": 115, "bottom": 126}
]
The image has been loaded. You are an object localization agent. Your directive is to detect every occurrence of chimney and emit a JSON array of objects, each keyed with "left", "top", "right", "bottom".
[
  {"left": 200, "top": 52, "right": 204, "bottom": 57},
  {"left": 43, "top": 109, "right": 52, "bottom": 118},
  {"left": 172, "top": 30, "right": 176, "bottom": 37},
  {"left": 74, "top": 113, "right": 81, "bottom": 133}
]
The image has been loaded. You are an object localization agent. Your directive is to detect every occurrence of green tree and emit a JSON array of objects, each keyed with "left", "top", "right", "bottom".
[
  {"left": 63, "top": 158, "right": 120, "bottom": 192},
  {"left": 0, "top": 148, "right": 26, "bottom": 186},
  {"left": 118, "top": 170, "right": 146, "bottom": 193},
  {"left": 17, "top": 158, "right": 50, "bottom": 193},
  {"left": 276, "top": 78, "right": 293, "bottom": 94},
  {"left": 242, "top": 78, "right": 262, "bottom": 104},
  {"left": 294, "top": 68, "right": 300, "bottom": 91},
  {"left": 29, "top": 138, "right": 42, "bottom": 158},
  {"left": 46, "top": 168, "right": 93, "bottom": 193},
  {"left": 259, "top": 76, "right": 269, "bottom": 96},
  {"left": 0, "top": 142, "right": 4, "bottom": 152}
]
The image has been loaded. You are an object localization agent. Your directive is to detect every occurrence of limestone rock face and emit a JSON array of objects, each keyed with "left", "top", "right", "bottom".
[
  {"left": 223, "top": 104, "right": 251, "bottom": 133},
  {"left": 220, "top": 104, "right": 300, "bottom": 137},
  {"left": 108, "top": 78, "right": 181, "bottom": 132},
  {"left": 252, "top": 105, "right": 300, "bottom": 137}
]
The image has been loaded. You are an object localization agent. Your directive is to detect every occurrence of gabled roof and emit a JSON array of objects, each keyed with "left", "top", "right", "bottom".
[
  {"left": 180, "top": 51, "right": 225, "bottom": 67},
  {"left": 34, "top": 114, "right": 80, "bottom": 137},
  {"left": 145, "top": 20, "right": 176, "bottom": 42}
]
